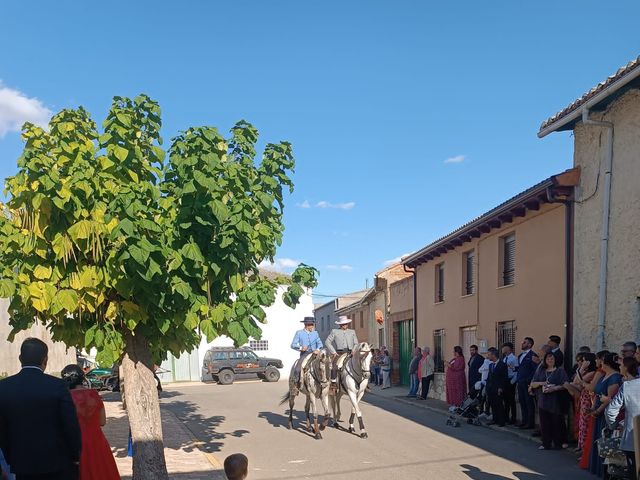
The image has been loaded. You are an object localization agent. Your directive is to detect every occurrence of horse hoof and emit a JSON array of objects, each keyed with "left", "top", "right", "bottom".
[
  {"left": 287, "top": 424, "right": 292, "bottom": 430},
  {"left": 360, "top": 432, "right": 368, "bottom": 439},
  {"left": 348, "top": 427, "right": 355, "bottom": 434},
  {"left": 320, "top": 424, "right": 326, "bottom": 431},
  {"left": 315, "top": 433, "right": 323, "bottom": 440}
]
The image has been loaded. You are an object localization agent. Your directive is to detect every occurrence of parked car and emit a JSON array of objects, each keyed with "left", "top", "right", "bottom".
[
  {"left": 85, "top": 366, "right": 116, "bottom": 390},
  {"left": 202, "top": 347, "right": 283, "bottom": 385}
]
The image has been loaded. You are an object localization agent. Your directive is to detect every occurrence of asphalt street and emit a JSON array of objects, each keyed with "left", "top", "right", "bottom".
[{"left": 161, "top": 381, "right": 594, "bottom": 480}]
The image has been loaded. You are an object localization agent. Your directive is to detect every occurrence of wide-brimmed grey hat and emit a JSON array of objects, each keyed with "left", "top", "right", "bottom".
[
  {"left": 335, "top": 316, "right": 352, "bottom": 325},
  {"left": 301, "top": 317, "right": 316, "bottom": 324}
]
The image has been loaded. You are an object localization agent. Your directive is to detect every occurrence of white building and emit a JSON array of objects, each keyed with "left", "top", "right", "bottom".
[{"left": 157, "top": 284, "right": 314, "bottom": 383}]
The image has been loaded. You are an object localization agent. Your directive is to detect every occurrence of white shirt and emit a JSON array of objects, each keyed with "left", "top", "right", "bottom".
[
  {"left": 518, "top": 349, "right": 531, "bottom": 364},
  {"left": 21, "top": 366, "right": 43, "bottom": 372},
  {"left": 503, "top": 352, "right": 518, "bottom": 383},
  {"left": 479, "top": 358, "right": 492, "bottom": 383}
]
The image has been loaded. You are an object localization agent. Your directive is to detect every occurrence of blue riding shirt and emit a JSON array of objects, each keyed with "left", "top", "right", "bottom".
[{"left": 291, "top": 329, "right": 323, "bottom": 352}]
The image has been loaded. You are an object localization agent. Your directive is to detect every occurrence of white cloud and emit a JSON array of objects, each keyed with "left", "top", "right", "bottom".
[
  {"left": 316, "top": 201, "right": 355, "bottom": 210},
  {"left": 326, "top": 264, "right": 353, "bottom": 272},
  {"left": 259, "top": 257, "right": 300, "bottom": 273},
  {"left": 0, "top": 82, "right": 52, "bottom": 137},
  {"left": 444, "top": 154, "right": 466, "bottom": 164},
  {"left": 296, "top": 200, "right": 311, "bottom": 209},
  {"left": 383, "top": 253, "right": 411, "bottom": 266}
]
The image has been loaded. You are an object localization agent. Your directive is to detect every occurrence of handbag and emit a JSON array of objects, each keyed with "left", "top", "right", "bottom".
[{"left": 596, "top": 429, "right": 625, "bottom": 462}]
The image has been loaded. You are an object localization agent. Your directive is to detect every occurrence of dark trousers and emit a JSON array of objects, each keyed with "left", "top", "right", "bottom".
[
  {"left": 421, "top": 375, "right": 433, "bottom": 399},
  {"left": 503, "top": 382, "right": 517, "bottom": 423},
  {"left": 517, "top": 382, "right": 535, "bottom": 427},
  {"left": 538, "top": 408, "right": 566, "bottom": 449},
  {"left": 488, "top": 392, "right": 506, "bottom": 426},
  {"left": 17, "top": 464, "right": 79, "bottom": 480}
]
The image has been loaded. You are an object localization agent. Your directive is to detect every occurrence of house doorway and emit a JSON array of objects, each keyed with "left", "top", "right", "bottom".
[{"left": 397, "top": 319, "right": 414, "bottom": 386}]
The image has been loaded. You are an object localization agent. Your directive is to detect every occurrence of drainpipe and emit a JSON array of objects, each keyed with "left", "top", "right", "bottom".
[
  {"left": 554, "top": 196, "right": 574, "bottom": 372},
  {"left": 403, "top": 264, "right": 418, "bottom": 348},
  {"left": 581, "top": 108, "right": 614, "bottom": 351}
]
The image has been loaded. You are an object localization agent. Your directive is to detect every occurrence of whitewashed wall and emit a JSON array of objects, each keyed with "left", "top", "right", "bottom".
[{"left": 196, "top": 286, "right": 313, "bottom": 381}]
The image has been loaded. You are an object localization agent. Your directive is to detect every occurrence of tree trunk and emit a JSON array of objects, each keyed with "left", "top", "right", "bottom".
[{"left": 122, "top": 331, "right": 169, "bottom": 480}]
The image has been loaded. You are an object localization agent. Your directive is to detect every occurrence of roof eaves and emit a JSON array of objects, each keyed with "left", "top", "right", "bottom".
[
  {"left": 402, "top": 175, "right": 563, "bottom": 268},
  {"left": 538, "top": 56, "right": 640, "bottom": 137}
]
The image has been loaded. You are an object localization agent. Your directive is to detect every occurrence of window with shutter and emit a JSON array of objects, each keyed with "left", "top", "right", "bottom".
[
  {"left": 502, "top": 234, "right": 515, "bottom": 286},
  {"left": 464, "top": 250, "right": 475, "bottom": 295},
  {"left": 435, "top": 263, "right": 445, "bottom": 303}
]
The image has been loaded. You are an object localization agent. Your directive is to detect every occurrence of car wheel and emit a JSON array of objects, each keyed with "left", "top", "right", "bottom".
[
  {"left": 218, "top": 370, "right": 235, "bottom": 385},
  {"left": 264, "top": 366, "right": 280, "bottom": 382}
]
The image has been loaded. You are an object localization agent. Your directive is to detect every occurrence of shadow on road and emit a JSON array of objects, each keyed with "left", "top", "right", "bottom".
[
  {"left": 461, "top": 464, "right": 546, "bottom": 480},
  {"left": 163, "top": 399, "right": 249, "bottom": 453},
  {"left": 257, "top": 410, "right": 326, "bottom": 439},
  {"left": 361, "top": 394, "right": 590, "bottom": 479}
]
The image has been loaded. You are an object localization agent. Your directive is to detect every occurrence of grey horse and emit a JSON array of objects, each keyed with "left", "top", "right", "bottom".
[
  {"left": 280, "top": 350, "right": 332, "bottom": 439},
  {"left": 329, "top": 342, "right": 372, "bottom": 438}
]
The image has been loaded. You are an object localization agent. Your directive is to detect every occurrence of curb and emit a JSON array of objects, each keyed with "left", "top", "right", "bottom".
[
  {"left": 366, "top": 390, "right": 543, "bottom": 445},
  {"left": 162, "top": 406, "right": 225, "bottom": 471}
]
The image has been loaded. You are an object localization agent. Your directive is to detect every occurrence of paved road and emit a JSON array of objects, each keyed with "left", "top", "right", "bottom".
[{"left": 161, "top": 381, "right": 593, "bottom": 480}]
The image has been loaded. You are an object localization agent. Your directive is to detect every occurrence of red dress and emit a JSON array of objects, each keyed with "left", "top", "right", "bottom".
[
  {"left": 70, "top": 389, "right": 120, "bottom": 480},
  {"left": 445, "top": 356, "right": 467, "bottom": 406}
]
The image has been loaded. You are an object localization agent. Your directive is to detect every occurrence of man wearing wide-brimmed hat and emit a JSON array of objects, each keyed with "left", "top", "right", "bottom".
[
  {"left": 290, "top": 317, "right": 323, "bottom": 389},
  {"left": 325, "top": 316, "right": 359, "bottom": 392}
]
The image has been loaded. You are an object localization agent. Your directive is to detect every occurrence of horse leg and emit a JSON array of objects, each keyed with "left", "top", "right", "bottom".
[
  {"left": 310, "top": 395, "right": 322, "bottom": 440},
  {"left": 345, "top": 384, "right": 360, "bottom": 434},
  {"left": 354, "top": 386, "right": 368, "bottom": 439},
  {"left": 288, "top": 388, "right": 296, "bottom": 430},
  {"left": 304, "top": 395, "right": 311, "bottom": 430},
  {"left": 320, "top": 390, "right": 331, "bottom": 431}
]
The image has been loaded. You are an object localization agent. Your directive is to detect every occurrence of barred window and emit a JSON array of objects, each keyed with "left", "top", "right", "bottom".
[
  {"left": 249, "top": 340, "right": 269, "bottom": 351},
  {"left": 497, "top": 321, "right": 516, "bottom": 348}
]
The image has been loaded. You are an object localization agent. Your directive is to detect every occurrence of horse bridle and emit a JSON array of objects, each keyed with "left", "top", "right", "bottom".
[
  {"left": 345, "top": 346, "right": 372, "bottom": 388},
  {"left": 308, "top": 353, "right": 330, "bottom": 388}
]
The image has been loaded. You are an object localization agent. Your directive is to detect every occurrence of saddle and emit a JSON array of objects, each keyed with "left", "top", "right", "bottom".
[{"left": 299, "top": 353, "right": 314, "bottom": 372}]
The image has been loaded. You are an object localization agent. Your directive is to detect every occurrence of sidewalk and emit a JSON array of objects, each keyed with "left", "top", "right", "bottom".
[
  {"left": 365, "top": 385, "right": 544, "bottom": 445},
  {"left": 102, "top": 394, "right": 225, "bottom": 480}
]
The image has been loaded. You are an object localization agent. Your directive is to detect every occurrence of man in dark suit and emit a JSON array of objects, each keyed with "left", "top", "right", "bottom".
[
  {"left": 548, "top": 335, "right": 564, "bottom": 371},
  {"left": 516, "top": 337, "right": 539, "bottom": 429},
  {"left": 467, "top": 344, "right": 484, "bottom": 399},
  {"left": 0, "top": 338, "right": 81, "bottom": 480},
  {"left": 485, "top": 347, "right": 509, "bottom": 427}
]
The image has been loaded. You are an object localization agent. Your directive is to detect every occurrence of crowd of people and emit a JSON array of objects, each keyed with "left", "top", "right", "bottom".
[{"left": 404, "top": 335, "right": 640, "bottom": 478}]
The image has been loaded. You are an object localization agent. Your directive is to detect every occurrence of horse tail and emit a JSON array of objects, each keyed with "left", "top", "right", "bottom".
[{"left": 279, "top": 391, "right": 291, "bottom": 406}]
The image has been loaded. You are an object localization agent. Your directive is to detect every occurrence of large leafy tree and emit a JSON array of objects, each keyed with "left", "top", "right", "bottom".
[{"left": 0, "top": 95, "right": 317, "bottom": 479}]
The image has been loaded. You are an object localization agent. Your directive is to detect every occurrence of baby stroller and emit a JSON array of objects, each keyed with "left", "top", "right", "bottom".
[{"left": 446, "top": 386, "right": 484, "bottom": 427}]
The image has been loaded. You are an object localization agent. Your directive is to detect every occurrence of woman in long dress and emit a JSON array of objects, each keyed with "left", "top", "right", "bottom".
[
  {"left": 62, "top": 365, "right": 120, "bottom": 480},
  {"left": 586, "top": 353, "right": 622, "bottom": 476},
  {"left": 445, "top": 346, "right": 466, "bottom": 407}
]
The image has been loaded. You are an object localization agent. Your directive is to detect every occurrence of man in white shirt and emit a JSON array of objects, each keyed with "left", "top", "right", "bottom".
[{"left": 501, "top": 342, "right": 519, "bottom": 425}]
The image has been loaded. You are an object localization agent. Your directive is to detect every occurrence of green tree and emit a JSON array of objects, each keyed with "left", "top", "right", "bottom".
[{"left": 0, "top": 95, "right": 317, "bottom": 480}]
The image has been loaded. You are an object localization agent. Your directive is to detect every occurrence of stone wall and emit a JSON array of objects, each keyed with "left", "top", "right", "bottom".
[
  {"left": 572, "top": 89, "right": 640, "bottom": 351},
  {"left": 0, "top": 299, "right": 76, "bottom": 377}
]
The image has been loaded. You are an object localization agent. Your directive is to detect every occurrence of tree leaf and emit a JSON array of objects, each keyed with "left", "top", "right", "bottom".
[
  {"left": 33, "top": 265, "right": 52, "bottom": 280},
  {"left": 113, "top": 145, "right": 129, "bottom": 161}
]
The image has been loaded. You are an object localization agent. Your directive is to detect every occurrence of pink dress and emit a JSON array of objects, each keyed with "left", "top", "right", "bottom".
[{"left": 445, "top": 356, "right": 467, "bottom": 406}]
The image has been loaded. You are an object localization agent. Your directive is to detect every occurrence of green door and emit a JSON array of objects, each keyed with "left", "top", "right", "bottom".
[{"left": 398, "top": 319, "right": 414, "bottom": 386}]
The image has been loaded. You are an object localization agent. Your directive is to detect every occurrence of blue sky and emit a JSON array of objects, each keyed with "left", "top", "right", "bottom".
[{"left": 1, "top": 1, "right": 639, "bottom": 301}]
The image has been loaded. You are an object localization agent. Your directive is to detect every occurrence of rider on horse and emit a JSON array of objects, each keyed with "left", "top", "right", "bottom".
[
  {"left": 325, "top": 315, "right": 359, "bottom": 394},
  {"left": 290, "top": 317, "right": 323, "bottom": 392}
]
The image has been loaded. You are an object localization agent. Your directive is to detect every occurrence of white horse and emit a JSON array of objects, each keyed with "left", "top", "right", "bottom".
[
  {"left": 280, "top": 350, "right": 332, "bottom": 439},
  {"left": 329, "top": 342, "right": 372, "bottom": 438}
]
